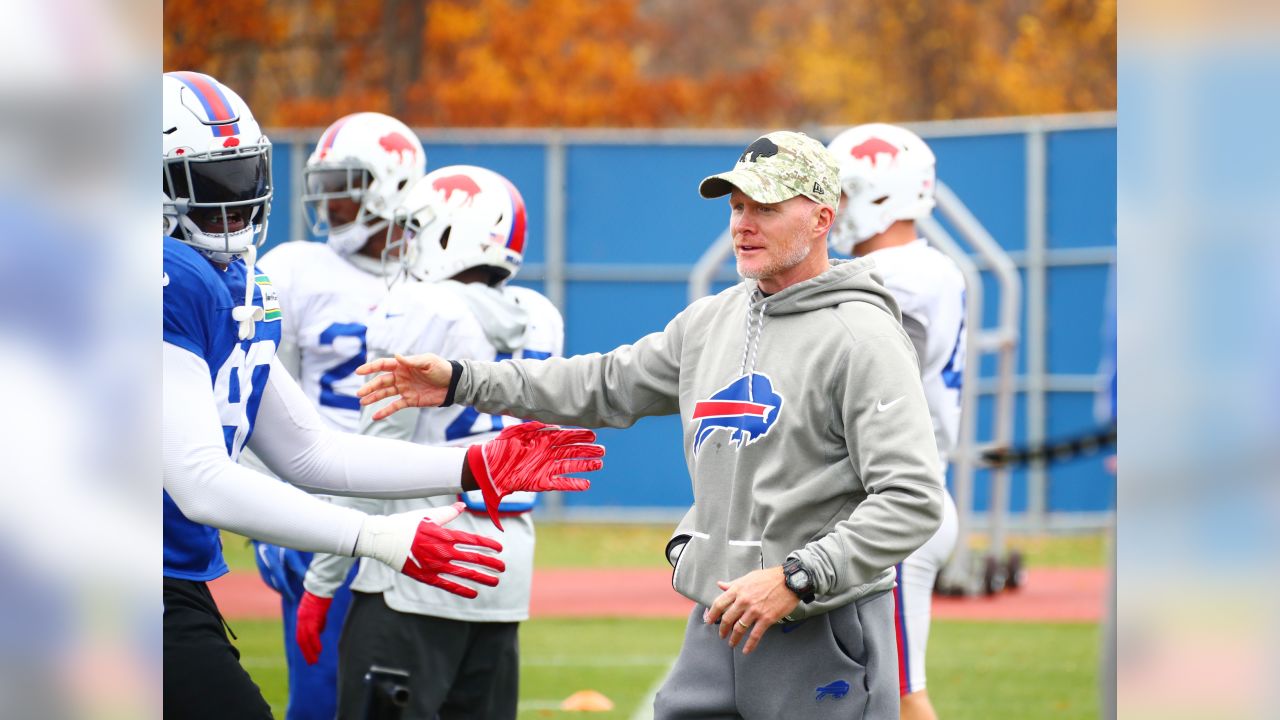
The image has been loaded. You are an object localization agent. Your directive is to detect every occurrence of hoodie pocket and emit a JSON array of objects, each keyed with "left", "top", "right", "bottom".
[
  {"left": 736, "top": 609, "right": 870, "bottom": 720},
  {"left": 824, "top": 591, "right": 899, "bottom": 718},
  {"left": 827, "top": 601, "right": 868, "bottom": 669}
]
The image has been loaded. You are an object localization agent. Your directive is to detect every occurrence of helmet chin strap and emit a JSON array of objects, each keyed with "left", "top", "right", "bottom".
[{"left": 231, "top": 243, "right": 264, "bottom": 340}]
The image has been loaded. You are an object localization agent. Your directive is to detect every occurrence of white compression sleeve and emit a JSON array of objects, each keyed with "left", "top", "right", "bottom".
[
  {"left": 302, "top": 395, "right": 419, "bottom": 596},
  {"left": 248, "top": 357, "right": 466, "bottom": 498},
  {"left": 162, "top": 342, "right": 365, "bottom": 555}
]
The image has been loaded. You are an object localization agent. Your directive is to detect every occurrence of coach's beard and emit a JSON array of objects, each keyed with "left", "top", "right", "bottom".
[{"left": 736, "top": 228, "right": 812, "bottom": 281}]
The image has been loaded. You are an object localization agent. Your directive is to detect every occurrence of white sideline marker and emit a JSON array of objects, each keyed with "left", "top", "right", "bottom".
[{"left": 629, "top": 658, "right": 675, "bottom": 720}]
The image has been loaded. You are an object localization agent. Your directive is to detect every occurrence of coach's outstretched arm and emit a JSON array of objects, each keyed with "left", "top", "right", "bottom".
[{"left": 356, "top": 300, "right": 707, "bottom": 426}]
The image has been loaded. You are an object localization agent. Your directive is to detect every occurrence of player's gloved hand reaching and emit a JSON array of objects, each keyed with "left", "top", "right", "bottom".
[
  {"left": 295, "top": 590, "right": 333, "bottom": 665},
  {"left": 466, "top": 421, "right": 604, "bottom": 530},
  {"left": 353, "top": 501, "right": 505, "bottom": 598}
]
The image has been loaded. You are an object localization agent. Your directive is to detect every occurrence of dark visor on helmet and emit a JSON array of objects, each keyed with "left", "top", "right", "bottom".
[
  {"left": 305, "top": 168, "right": 372, "bottom": 195},
  {"left": 165, "top": 154, "right": 269, "bottom": 205}
]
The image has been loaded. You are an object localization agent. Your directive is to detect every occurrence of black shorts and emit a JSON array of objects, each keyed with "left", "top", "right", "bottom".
[
  {"left": 163, "top": 576, "right": 273, "bottom": 719},
  {"left": 337, "top": 591, "right": 520, "bottom": 720}
]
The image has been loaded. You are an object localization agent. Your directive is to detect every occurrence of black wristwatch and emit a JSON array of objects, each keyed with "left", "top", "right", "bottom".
[{"left": 782, "top": 558, "right": 816, "bottom": 603}]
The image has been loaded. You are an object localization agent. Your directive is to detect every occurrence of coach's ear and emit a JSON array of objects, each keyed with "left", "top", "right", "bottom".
[{"left": 813, "top": 204, "right": 835, "bottom": 239}]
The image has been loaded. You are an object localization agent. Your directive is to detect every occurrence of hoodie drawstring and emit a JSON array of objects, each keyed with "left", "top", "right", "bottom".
[
  {"left": 738, "top": 296, "right": 767, "bottom": 379},
  {"left": 232, "top": 244, "right": 265, "bottom": 341},
  {"left": 749, "top": 301, "right": 766, "bottom": 375}
]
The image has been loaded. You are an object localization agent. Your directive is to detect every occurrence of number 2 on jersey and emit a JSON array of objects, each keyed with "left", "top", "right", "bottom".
[{"left": 318, "top": 322, "right": 368, "bottom": 411}]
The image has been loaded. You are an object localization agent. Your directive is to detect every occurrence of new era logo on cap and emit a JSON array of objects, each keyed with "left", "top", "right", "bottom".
[{"left": 699, "top": 130, "right": 840, "bottom": 210}]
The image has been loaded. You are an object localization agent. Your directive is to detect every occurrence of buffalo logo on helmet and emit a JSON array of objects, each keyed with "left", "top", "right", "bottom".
[
  {"left": 378, "top": 131, "right": 418, "bottom": 163},
  {"left": 849, "top": 137, "right": 899, "bottom": 167},
  {"left": 432, "top": 173, "right": 484, "bottom": 207},
  {"left": 691, "top": 373, "right": 784, "bottom": 455}
]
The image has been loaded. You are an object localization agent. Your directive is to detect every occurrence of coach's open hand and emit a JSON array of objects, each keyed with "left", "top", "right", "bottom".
[
  {"left": 704, "top": 567, "right": 800, "bottom": 655},
  {"left": 356, "top": 352, "right": 453, "bottom": 419}
]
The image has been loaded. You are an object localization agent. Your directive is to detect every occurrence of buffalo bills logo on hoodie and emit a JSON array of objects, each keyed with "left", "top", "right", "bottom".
[{"left": 692, "top": 373, "right": 783, "bottom": 455}]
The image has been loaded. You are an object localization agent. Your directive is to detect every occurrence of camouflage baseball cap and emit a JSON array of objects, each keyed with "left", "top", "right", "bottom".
[{"left": 699, "top": 130, "right": 840, "bottom": 210}]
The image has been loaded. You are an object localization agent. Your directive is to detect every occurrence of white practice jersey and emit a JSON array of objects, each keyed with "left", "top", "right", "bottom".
[
  {"left": 256, "top": 241, "right": 389, "bottom": 432},
  {"left": 867, "top": 239, "right": 966, "bottom": 462},
  {"left": 305, "top": 279, "right": 564, "bottom": 622}
]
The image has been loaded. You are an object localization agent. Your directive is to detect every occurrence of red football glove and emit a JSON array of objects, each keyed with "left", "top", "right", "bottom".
[
  {"left": 295, "top": 591, "right": 333, "bottom": 665},
  {"left": 466, "top": 421, "right": 604, "bottom": 530},
  {"left": 354, "top": 502, "right": 506, "bottom": 599}
]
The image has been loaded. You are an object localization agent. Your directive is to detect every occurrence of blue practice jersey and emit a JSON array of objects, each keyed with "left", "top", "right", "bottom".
[{"left": 163, "top": 236, "right": 283, "bottom": 581}]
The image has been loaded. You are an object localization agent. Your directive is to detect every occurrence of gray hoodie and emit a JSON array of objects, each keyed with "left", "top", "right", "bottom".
[{"left": 456, "top": 258, "right": 944, "bottom": 619}]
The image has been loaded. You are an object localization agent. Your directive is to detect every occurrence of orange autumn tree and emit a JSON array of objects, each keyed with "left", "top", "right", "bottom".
[
  {"left": 163, "top": 0, "right": 288, "bottom": 108},
  {"left": 163, "top": 0, "right": 1114, "bottom": 128},
  {"left": 751, "top": 0, "right": 1116, "bottom": 125},
  {"left": 414, "top": 0, "right": 705, "bottom": 126}
]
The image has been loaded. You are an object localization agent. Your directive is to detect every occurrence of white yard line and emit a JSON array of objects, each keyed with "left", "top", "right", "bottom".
[{"left": 629, "top": 658, "right": 675, "bottom": 720}]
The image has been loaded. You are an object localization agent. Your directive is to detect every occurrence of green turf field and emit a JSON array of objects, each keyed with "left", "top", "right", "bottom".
[
  {"left": 234, "top": 617, "right": 1100, "bottom": 719},
  {"left": 224, "top": 524, "right": 1106, "bottom": 718}
]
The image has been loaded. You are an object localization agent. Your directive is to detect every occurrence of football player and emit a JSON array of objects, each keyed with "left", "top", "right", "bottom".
[
  {"left": 247, "top": 111, "right": 426, "bottom": 720},
  {"left": 827, "top": 123, "right": 965, "bottom": 720},
  {"left": 161, "top": 71, "right": 603, "bottom": 718},
  {"left": 296, "top": 165, "right": 563, "bottom": 719}
]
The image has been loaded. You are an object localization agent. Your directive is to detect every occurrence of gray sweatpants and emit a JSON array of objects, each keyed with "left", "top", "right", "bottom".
[{"left": 653, "top": 590, "right": 899, "bottom": 719}]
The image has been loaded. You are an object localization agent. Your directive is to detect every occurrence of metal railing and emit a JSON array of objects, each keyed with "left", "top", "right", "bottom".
[{"left": 919, "top": 182, "right": 1022, "bottom": 595}]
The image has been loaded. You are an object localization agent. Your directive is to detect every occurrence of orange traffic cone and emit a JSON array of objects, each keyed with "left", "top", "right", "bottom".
[{"left": 560, "top": 689, "right": 615, "bottom": 711}]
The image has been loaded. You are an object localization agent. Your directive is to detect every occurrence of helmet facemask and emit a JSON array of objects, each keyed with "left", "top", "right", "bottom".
[
  {"left": 163, "top": 140, "right": 272, "bottom": 263},
  {"left": 381, "top": 197, "right": 440, "bottom": 288},
  {"left": 304, "top": 113, "right": 425, "bottom": 257},
  {"left": 302, "top": 163, "right": 394, "bottom": 255}
]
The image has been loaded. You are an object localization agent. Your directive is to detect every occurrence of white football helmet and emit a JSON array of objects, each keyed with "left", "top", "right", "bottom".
[
  {"left": 826, "top": 123, "right": 936, "bottom": 255},
  {"left": 384, "top": 165, "right": 527, "bottom": 286},
  {"left": 162, "top": 71, "right": 272, "bottom": 262},
  {"left": 303, "top": 112, "right": 425, "bottom": 256}
]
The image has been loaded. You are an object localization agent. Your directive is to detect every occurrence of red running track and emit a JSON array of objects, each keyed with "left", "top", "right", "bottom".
[{"left": 211, "top": 567, "right": 1103, "bottom": 623}]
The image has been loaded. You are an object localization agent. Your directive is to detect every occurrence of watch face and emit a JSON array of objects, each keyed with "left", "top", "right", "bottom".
[{"left": 788, "top": 569, "right": 810, "bottom": 592}]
